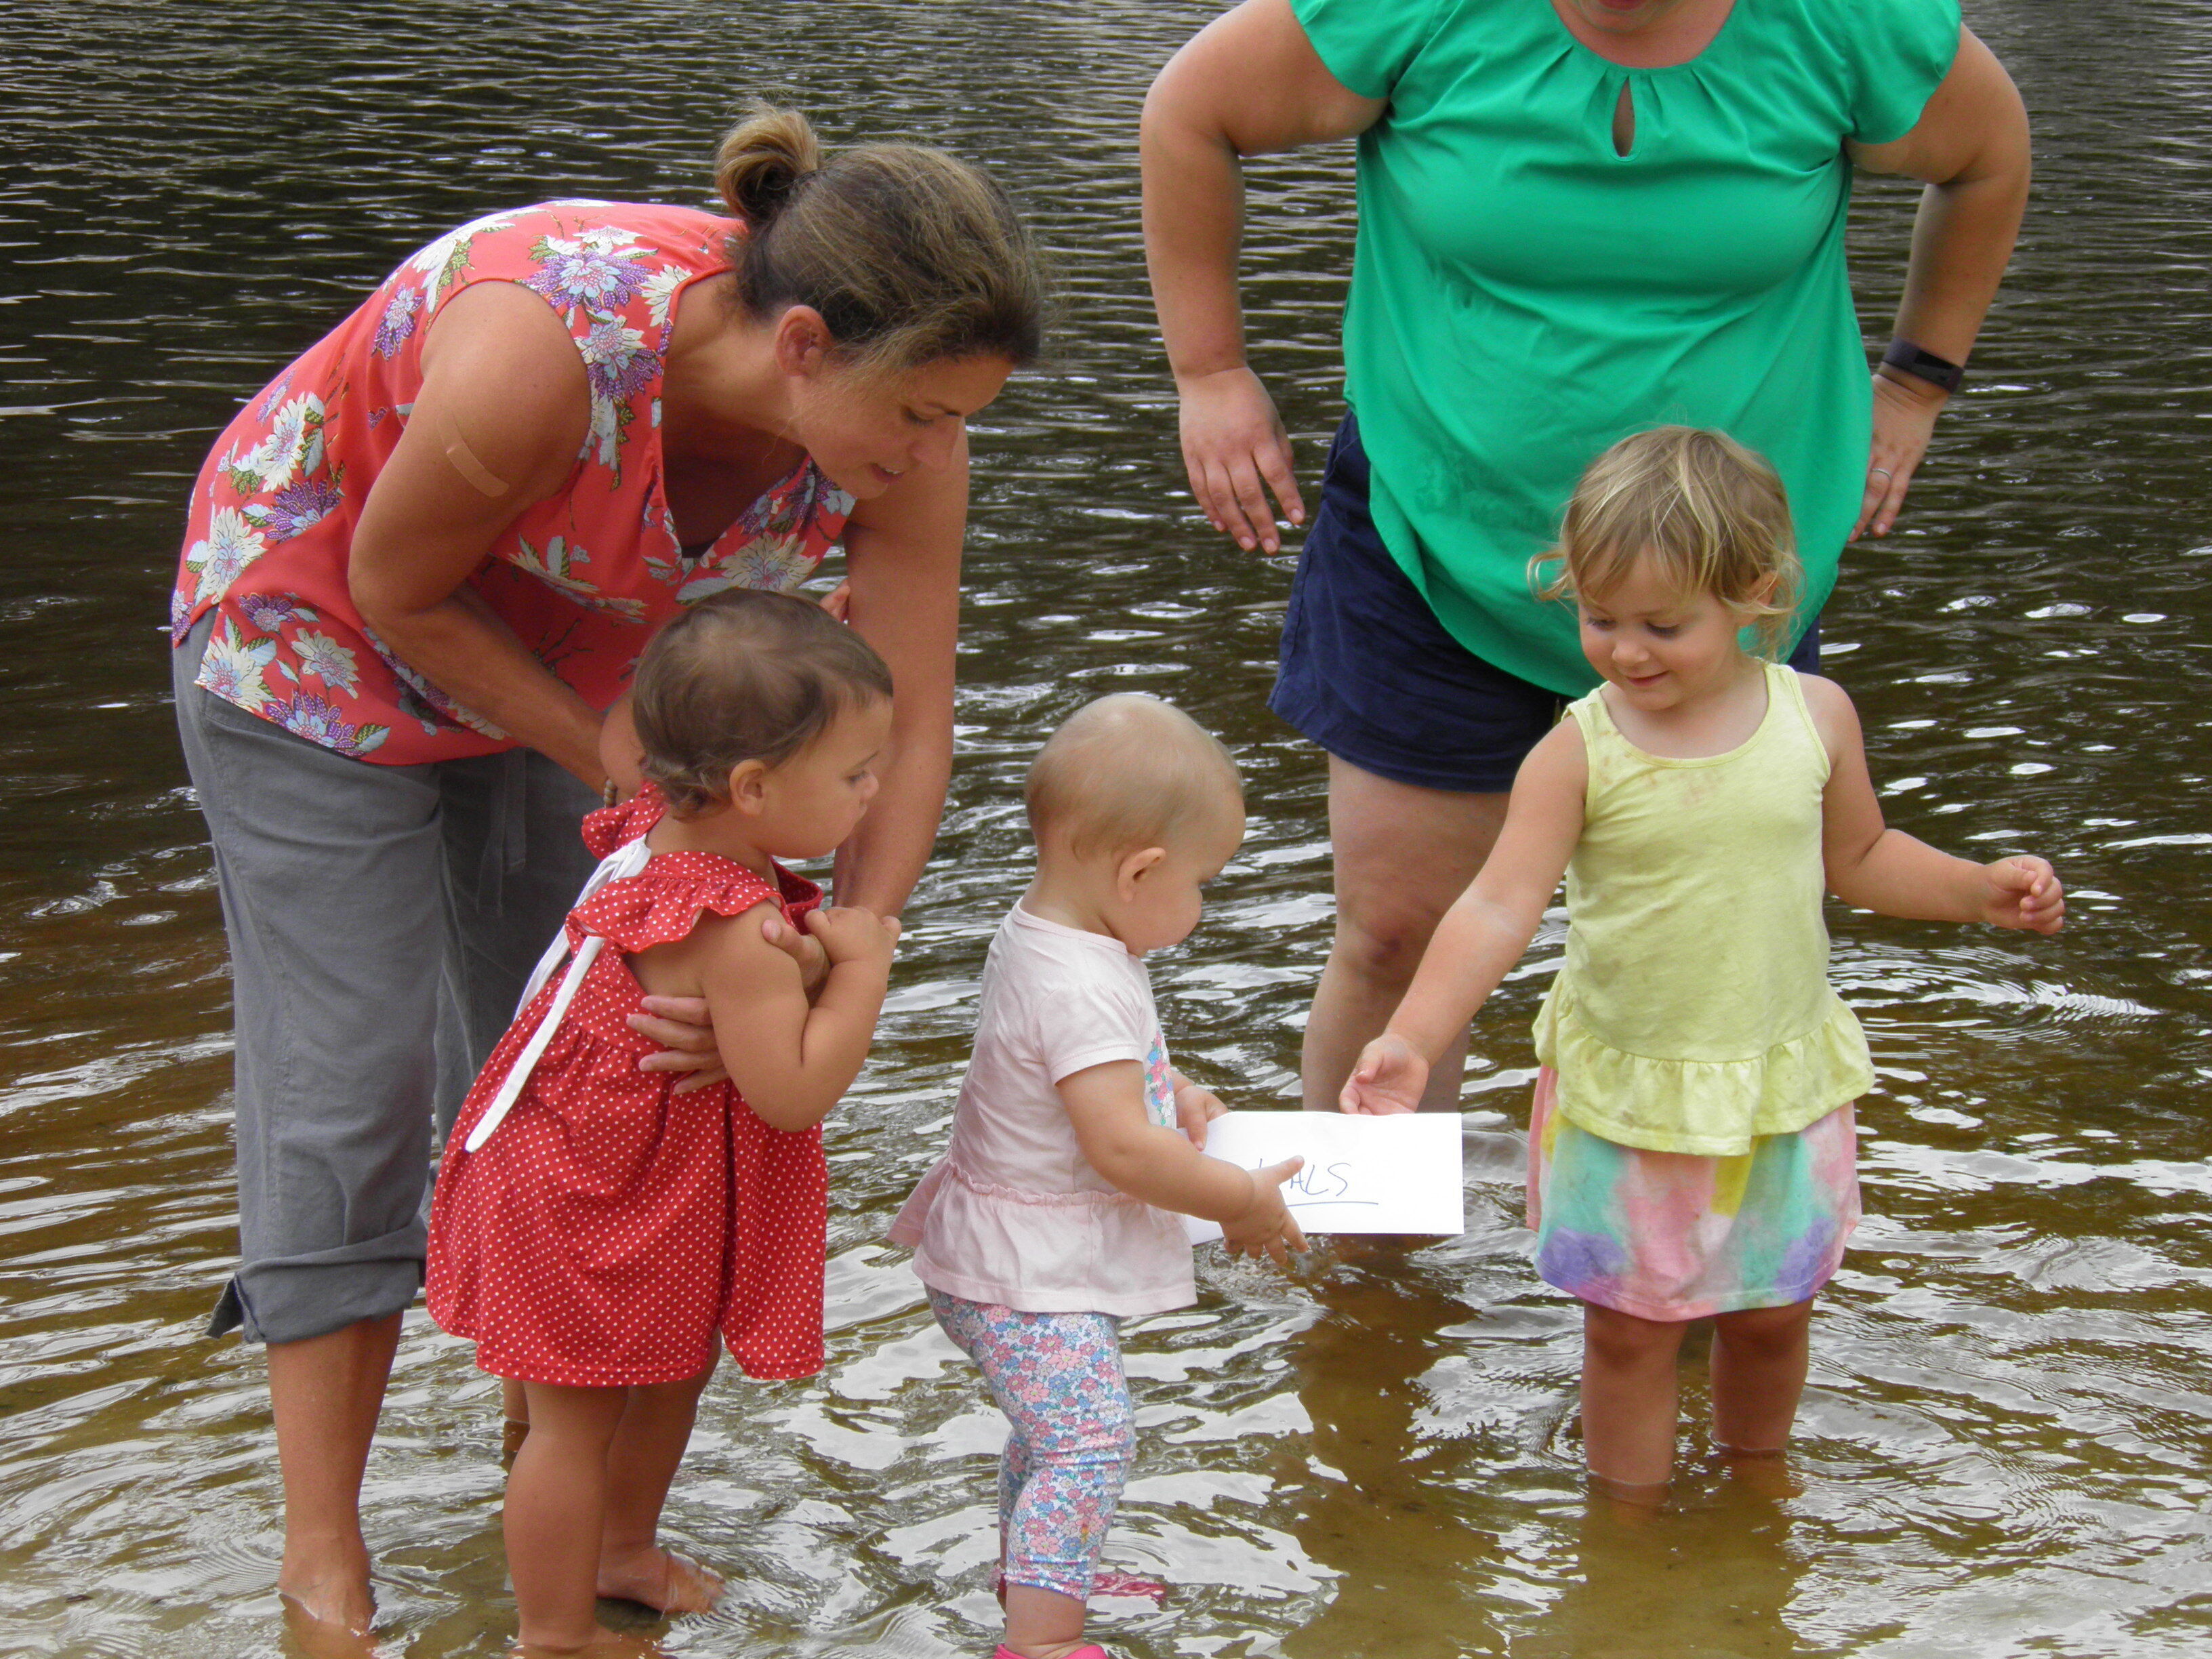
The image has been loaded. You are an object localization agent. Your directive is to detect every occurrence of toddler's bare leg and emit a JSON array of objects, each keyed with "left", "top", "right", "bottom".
[
  {"left": 507, "top": 1380, "right": 630, "bottom": 1651},
  {"left": 596, "top": 1365, "right": 723, "bottom": 1614},
  {"left": 1710, "top": 1299, "right": 1814, "bottom": 1454},
  {"left": 1004, "top": 1584, "right": 1090, "bottom": 1659},
  {"left": 1579, "top": 1303, "right": 1688, "bottom": 1493}
]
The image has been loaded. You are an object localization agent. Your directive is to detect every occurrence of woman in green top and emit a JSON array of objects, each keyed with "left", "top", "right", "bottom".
[{"left": 1143, "top": 0, "right": 2028, "bottom": 1112}]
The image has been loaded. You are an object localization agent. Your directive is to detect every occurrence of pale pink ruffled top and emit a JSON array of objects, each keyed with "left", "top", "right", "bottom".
[{"left": 890, "top": 904, "right": 1194, "bottom": 1317}]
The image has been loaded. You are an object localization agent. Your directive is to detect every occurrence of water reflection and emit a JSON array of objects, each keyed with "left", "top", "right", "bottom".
[{"left": 3, "top": 0, "right": 2211, "bottom": 1654}]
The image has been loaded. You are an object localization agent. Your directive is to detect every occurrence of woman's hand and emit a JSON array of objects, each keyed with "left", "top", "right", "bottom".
[
  {"left": 630, "top": 996, "right": 727, "bottom": 1095},
  {"left": 629, "top": 908, "right": 863, "bottom": 1090},
  {"left": 1339, "top": 1031, "right": 1428, "bottom": 1115},
  {"left": 1853, "top": 370, "right": 1948, "bottom": 541},
  {"left": 1177, "top": 365, "right": 1304, "bottom": 554}
]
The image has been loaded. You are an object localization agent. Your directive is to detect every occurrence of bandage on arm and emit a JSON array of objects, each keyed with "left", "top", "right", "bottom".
[{"left": 436, "top": 404, "right": 512, "bottom": 498}]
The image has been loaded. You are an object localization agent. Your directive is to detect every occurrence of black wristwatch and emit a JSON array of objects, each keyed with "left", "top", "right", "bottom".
[{"left": 1881, "top": 337, "right": 1964, "bottom": 394}]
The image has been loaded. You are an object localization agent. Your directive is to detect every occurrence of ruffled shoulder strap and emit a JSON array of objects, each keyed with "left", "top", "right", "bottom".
[
  {"left": 581, "top": 785, "right": 667, "bottom": 859},
  {"left": 573, "top": 852, "right": 822, "bottom": 954}
]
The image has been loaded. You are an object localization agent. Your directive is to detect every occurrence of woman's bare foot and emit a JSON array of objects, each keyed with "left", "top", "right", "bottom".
[
  {"left": 595, "top": 1546, "right": 724, "bottom": 1615},
  {"left": 276, "top": 1535, "right": 375, "bottom": 1637},
  {"left": 279, "top": 1588, "right": 380, "bottom": 1659}
]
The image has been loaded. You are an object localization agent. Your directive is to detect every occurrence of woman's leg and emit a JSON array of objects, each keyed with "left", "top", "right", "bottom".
[
  {"left": 1709, "top": 1298, "right": 1815, "bottom": 1454},
  {"left": 1580, "top": 1303, "right": 1690, "bottom": 1492},
  {"left": 1301, "top": 756, "right": 1508, "bottom": 1111},
  {"left": 173, "top": 619, "right": 455, "bottom": 1632},
  {"left": 594, "top": 1366, "right": 723, "bottom": 1614},
  {"left": 265, "top": 1312, "right": 402, "bottom": 1629},
  {"left": 506, "top": 1381, "right": 631, "bottom": 1651}
]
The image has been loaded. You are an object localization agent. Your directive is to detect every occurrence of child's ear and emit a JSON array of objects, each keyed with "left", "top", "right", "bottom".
[
  {"left": 1115, "top": 845, "right": 1167, "bottom": 901},
  {"left": 1745, "top": 571, "right": 1783, "bottom": 609},
  {"left": 726, "top": 758, "right": 771, "bottom": 816}
]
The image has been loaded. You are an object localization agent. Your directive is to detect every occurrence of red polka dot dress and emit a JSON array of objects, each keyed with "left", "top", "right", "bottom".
[{"left": 427, "top": 788, "right": 828, "bottom": 1386}]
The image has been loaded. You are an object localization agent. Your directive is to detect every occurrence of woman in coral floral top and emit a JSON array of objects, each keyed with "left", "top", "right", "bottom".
[{"left": 168, "top": 104, "right": 1044, "bottom": 1635}]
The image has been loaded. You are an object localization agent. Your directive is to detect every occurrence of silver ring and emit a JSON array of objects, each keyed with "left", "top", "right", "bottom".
[{"left": 1871, "top": 467, "right": 1893, "bottom": 478}]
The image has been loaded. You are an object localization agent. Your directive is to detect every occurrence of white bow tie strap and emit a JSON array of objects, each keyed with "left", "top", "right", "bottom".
[{"left": 461, "top": 836, "right": 653, "bottom": 1155}]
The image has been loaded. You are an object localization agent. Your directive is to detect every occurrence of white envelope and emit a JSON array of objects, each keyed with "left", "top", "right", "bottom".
[{"left": 1184, "top": 1110, "right": 1466, "bottom": 1242}]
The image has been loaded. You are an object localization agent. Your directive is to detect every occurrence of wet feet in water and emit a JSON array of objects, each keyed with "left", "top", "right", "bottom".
[
  {"left": 279, "top": 1586, "right": 380, "bottom": 1659},
  {"left": 514, "top": 1630, "right": 669, "bottom": 1658},
  {"left": 276, "top": 1541, "right": 377, "bottom": 1654},
  {"left": 595, "top": 1547, "right": 724, "bottom": 1616}
]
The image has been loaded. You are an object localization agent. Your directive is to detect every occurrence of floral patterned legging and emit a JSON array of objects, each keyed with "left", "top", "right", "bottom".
[{"left": 928, "top": 1289, "right": 1136, "bottom": 1601}]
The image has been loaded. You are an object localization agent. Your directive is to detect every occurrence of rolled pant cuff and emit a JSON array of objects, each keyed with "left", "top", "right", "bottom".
[{"left": 209, "top": 1219, "right": 427, "bottom": 1343}]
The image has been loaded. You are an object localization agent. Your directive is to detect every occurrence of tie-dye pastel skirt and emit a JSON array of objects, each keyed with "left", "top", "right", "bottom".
[{"left": 1525, "top": 1068, "right": 1860, "bottom": 1322}]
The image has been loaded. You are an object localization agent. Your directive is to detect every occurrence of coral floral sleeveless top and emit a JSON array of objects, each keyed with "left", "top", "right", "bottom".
[{"left": 169, "top": 201, "right": 856, "bottom": 764}]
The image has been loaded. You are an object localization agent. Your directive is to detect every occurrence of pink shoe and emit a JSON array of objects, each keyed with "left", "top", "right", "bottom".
[{"left": 991, "top": 1650, "right": 1113, "bottom": 1659}]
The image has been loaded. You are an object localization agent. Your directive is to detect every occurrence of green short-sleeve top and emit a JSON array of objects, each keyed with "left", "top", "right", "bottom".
[{"left": 1290, "top": 0, "right": 1961, "bottom": 695}]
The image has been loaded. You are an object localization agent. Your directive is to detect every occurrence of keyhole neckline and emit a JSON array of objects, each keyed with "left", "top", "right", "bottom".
[{"left": 1545, "top": 0, "right": 1742, "bottom": 78}]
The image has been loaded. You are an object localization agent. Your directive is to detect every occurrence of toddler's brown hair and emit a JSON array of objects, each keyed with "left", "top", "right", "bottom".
[
  {"left": 1536, "top": 426, "right": 1801, "bottom": 656},
  {"left": 632, "top": 590, "right": 891, "bottom": 815}
]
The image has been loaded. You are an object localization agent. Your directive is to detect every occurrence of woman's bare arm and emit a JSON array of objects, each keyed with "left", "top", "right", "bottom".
[
  {"left": 346, "top": 280, "right": 605, "bottom": 783},
  {"left": 1848, "top": 27, "right": 2032, "bottom": 539},
  {"left": 1141, "top": 0, "right": 1384, "bottom": 554},
  {"left": 830, "top": 434, "right": 966, "bottom": 916}
]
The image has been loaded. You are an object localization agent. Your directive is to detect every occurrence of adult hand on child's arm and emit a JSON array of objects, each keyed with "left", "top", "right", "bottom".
[{"left": 631, "top": 909, "right": 849, "bottom": 1085}]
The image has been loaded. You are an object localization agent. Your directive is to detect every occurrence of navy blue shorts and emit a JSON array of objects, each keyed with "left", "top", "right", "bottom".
[{"left": 1269, "top": 414, "right": 1819, "bottom": 794}]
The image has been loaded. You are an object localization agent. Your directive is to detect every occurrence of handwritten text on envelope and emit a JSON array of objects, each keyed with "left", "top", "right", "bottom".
[{"left": 1185, "top": 1111, "right": 1465, "bottom": 1242}]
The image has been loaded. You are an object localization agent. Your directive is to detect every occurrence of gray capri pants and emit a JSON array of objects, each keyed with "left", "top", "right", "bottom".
[{"left": 172, "top": 611, "right": 596, "bottom": 1344}]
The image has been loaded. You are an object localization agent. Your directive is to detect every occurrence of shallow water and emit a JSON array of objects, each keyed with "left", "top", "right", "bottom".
[{"left": 3, "top": 1, "right": 2210, "bottom": 1654}]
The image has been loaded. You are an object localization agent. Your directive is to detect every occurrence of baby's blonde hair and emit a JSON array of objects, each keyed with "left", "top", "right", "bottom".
[
  {"left": 1025, "top": 695, "right": 1242, "bottom": 861},
  {"left": 1535, "top": 426, "right": 1801, "bottom": 657}
]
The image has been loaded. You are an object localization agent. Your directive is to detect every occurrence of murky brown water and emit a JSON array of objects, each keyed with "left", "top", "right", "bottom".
[{"left": 4, "top": 1, "right": 2211, "bottom": 1654}]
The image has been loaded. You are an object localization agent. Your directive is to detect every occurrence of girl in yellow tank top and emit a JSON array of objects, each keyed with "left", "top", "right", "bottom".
[{"left": 1340, "top": 428, "right": 2066, "bottom": 1497}]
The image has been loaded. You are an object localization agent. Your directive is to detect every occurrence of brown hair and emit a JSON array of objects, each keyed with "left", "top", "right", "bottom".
[
  {"left": 714, "top": 103, "right": 1047, "bottom": 374},
  {"left": 1025, "top": 695, "right": 1244, "bottom": 861},
  {"left": 1535, "top": 426, "right": 1801, "bottom": 655},
  {"left": 633, "top": 590, "right": 893, "bottom": 815}
]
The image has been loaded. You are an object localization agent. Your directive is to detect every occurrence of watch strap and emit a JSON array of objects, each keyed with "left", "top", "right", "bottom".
[{"left": 1881, "top": 337, "right": 1964, "bottom": 394}]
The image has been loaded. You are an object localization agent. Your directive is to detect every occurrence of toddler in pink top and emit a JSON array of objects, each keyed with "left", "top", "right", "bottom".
[{"left": 891, "top": 694, "right": 1305, "bottom": 1659}]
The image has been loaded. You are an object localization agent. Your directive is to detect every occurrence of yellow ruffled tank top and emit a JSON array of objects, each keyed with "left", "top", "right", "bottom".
[{"left": 1530, "top": 661, "right": 1875, "bottom": 1157}]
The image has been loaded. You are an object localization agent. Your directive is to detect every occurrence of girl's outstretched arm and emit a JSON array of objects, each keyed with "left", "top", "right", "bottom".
[
  {"left": 1807, "top": 676, "right": 2065, "bottom": 932},
  {"left": 1342, "top": 720, "right": 1588, "bottom": 1114}
]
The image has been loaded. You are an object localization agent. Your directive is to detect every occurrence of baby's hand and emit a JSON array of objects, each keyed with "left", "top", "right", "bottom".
[
  {"left": 1221, "top": 1155, "right": 1308, "bottom": 1269},
  {"left": 1982, "top": 856, "right": 2065, "bottom": 935},
  {"left": 1174, "top": 1082, "right": 1228, "bottom": 1149},
  {"left": 1340, "top": 1033, "right": 1427, "bottom": 1115},
  {"left": 804, "top": 905, "right": 901, "bottom": 968}
]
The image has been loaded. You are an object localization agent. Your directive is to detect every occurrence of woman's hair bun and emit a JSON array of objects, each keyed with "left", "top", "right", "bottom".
[{"left": 714, "top": 102, "right": 823, "bottom": 226}]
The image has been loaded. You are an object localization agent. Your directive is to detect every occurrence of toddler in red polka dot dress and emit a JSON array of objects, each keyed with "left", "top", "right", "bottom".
[{"left": 426, "top": 591, "right": 902, "bottom": 1654}]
